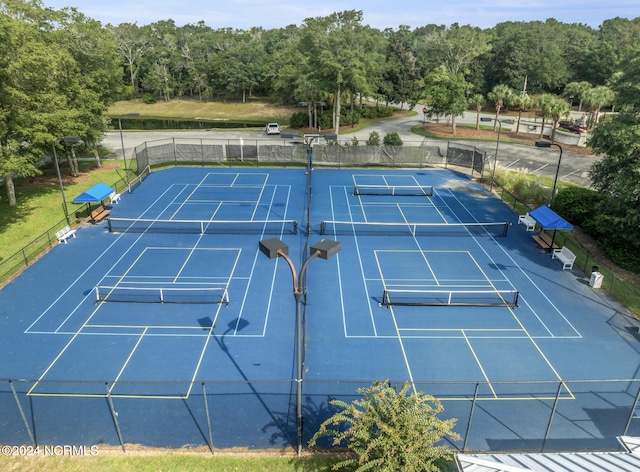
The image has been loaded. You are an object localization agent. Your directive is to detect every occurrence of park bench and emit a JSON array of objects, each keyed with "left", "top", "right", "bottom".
[
  {"left": 518, "top": 213, "right": 536, "bottom": 231},
  {"left": 55, "top": 225, "right": 76, "bottom": 244},
  {"left": 109, "top": 192, "right": 121, "bottom": 204},
  {"left": 552, "top": 246, "right": 576, "bottom": 270},
  {"left": 90, "top": 205, "right": 110, "bottom": 223},
  {"left": 532, "top": 231, "right": 559, "bottom": 250}
]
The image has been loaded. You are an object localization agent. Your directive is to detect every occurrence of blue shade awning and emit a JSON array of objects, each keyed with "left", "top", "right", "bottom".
[
  {"left": 529, "top": 205, "right": 574, "bottom": 230},
  {"left": 73, "top": 183, "right": 114, "bottom": 203}
]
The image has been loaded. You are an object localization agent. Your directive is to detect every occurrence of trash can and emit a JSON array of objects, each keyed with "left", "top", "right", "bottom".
[{"left": 589, "top": 271, "right": 604, "bottom": 289}]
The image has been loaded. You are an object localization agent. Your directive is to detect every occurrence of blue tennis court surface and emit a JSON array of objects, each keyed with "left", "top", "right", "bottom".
[{"left": 2, "top": 166, "right": 640, "bottom": 452}]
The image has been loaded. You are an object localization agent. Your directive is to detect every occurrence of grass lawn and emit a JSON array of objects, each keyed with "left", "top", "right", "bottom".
[
  {"left": 108, "top": 98, "right": 298, "bottom": 124},
  {"left": 0, "top": 160, "right": 124, "bottom": 264}
]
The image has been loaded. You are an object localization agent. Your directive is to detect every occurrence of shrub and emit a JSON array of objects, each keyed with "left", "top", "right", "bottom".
[
  {"left": 141, "top": 93, "right": 157, "bottom": 104},
  {"left": 289, "top": 111, "right": 308, "bottom": 128},
  {"left": 367, "top": 131, "right": 380, "bottom": 146},
  {"left": 383, "top": 132, "right": 403, "bottom": 146},
  {"left": 309, "top": 381, "right": 459, "bottom": 472}
]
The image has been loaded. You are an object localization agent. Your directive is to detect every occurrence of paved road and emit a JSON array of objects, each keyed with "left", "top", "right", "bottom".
[{"left": 103, "top": 106, "right": 600, "bottom": 188}]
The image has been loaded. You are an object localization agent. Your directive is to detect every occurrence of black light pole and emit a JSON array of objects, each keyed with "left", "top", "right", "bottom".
[
  {"left": 52, "top": 143, "right": 70, "bottom": 227},
  {"left": 52, "top": 135, "right": 82, "bottom": 226},
  {"left": 480, "top": 117, "right": 514, "bottom": 192},
  {"left": 118, "top": 113, "right": 140, "bottom": 192},
  {"left": 258, "top": 238, "right": 341, "bottom": 457},
  {"left": 535, "top": 141, "right": 563, "bottom": 208}
]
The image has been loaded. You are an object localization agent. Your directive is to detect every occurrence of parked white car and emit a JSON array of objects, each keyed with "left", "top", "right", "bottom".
[{"left": 266, "top": 123, "right": 280, "bottom": 135}]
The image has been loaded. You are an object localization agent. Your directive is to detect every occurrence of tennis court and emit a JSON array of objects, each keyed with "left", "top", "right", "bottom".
[{"left": 1, "top": 166, "right": 640, "bottom": 452}]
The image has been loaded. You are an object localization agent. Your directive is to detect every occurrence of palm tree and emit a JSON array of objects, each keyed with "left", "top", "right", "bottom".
[
  {"left": 487, "top": 84, "right": 514, "bottom": 131},
  {"left": 468, "top": 93, "right": 485, "bottom": 130},
  {"left": 511, "top": 92, "right": 532, "bottom": 134},
  {"left": 563, "top": 81, "right": 592, "bottom": 112},
  {"left": 534, "top": 93, "right": 555, "bottom": 139},
  {"left": 584, "top": 85, "right": 616, "bottom": 128},
  {"left": 540, "top": 94, "right": 571, "bottom": 142}
]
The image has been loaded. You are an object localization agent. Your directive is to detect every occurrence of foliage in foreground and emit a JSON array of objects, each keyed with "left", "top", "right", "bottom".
[{"left": 309, "top": 381, "right": 460, "bottom": 471}]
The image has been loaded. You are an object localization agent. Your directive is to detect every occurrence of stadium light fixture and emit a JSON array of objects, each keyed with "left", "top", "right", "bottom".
[
  {"left": 535, "top": 141, "right": 564, "bottom": 208},
  {"left": 118, "top": 113, "right": 140, "bottom": 193},
  {"left": 258, "top": 237, "right": 341, "bottom": 457}
]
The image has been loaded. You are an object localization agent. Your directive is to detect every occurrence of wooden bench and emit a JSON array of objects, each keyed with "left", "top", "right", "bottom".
[
  {"left": 518, "top": 213, "right": 536, "bottom": 231},
  {"left": 55, "top": 225, "right": 76, "bottom": 244},
  {"left": 90, "top": 205, "right": 111, "bottom": 223},
  {"left": 109, "top": 192, "right": 121, "bottom": 204},
  {"left": 532, "top": 231, "right": 559, "bottom": 250},
  {"left": 552, "top": 246, "right": 576, "bottom": 270}
]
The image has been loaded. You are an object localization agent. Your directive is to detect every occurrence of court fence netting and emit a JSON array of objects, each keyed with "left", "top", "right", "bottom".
[
  {"left": 132, "top": 137, "right": 487, "bottom": 175},
  {"left": 3, "top": 376, "right": 640, "bottom": 453},
  {"left": 94, "top": 285, "right": 229, "bottom": 305},
  {"left": 107, "top": 217, "right": 298, "bottom": 235},
  {"left": 319, "top": 221, "right": 511, "bottom": 237},
  {"left": 381, "top": 288, "right": 520, "bottom": 307}
]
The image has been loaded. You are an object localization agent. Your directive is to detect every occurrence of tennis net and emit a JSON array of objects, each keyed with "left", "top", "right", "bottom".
[
  {"left": 354, "top": 184, "right": 434, "bottom": 196},
  {"left": 94, "top": 286, "right": 229, "bottom": 305},
  {"left": 320, "top": 221, "right": 510, "bottom": 237},
  {"left": 381, "top": 288, "right": 519, "bottom": 307},
  {"left": 107, "top": 217, "right": 297, "bottom": 235}
]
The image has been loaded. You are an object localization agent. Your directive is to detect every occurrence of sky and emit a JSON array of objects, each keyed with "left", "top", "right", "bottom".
[{"left": 41, "top": 0, "right": 637, "bottom": 30}]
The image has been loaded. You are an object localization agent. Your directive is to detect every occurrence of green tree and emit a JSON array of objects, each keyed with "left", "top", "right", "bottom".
[
  {"left": 380, "top": 28, "right": 421, "bottom": 107},
  {"left": 109, "top": 22, "right": 150, "bottom": 94},
  {"left": 588, "top": 112, "right": 640, "bottom": 270},
  {"left": 563, "top": 81, "right": 592, "bottom": 112},
  {"left": 468, "top": 93, "right": 485, "bottom": 130},
  {"left": 487, "top": 84, "right": 513, "bottom": 130},
  {"left": 0, "top": 1, "right": 118, "bottom": 204},
  {"left": 309, "top": 381, "right": 460, "bottom": 472},
  {"left": 416, "top": 23, "right": 492, "bottom": 76},
  {"left": 536, "top": 94, "right": 570, "bottom": 142},
  {"left": 299, "top": 10, "right": 372, "bottom": 133},
  {"left": 423, "top": 66, "right": 469, "bottom": 134},
  {"left": 511, "top": 92, "right": 532, "bottom": 133},
  {"left": 583, "top": 85, "right": 616, "bottom": 127}
]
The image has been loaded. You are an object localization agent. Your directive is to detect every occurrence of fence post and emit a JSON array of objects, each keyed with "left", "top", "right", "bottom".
[
  {"left": 202, "top": 382, "right": 214, "bottom": 454},
  {"left": 9, "top": 380, "right": 36, "bottom": 446},
  {"left": 105, "top": 382, "right": 126, "bottom": 452},
  {"left": 541, "top": 381, "right": 563, "bottom": 452},
  {"left": 462, "top": 382, "right": 479, "bottom": 452},
  {"left": 173, "top": 137, "right": 177, "bottom": 166},
  {"left": 623, "top": 381, "right": 640, "bottom": 436}
]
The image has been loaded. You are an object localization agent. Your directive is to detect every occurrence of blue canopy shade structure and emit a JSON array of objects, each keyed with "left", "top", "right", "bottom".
[
  {"left": 73, "top": 182, "right": 114, "bottom": 203},
  {"left": 529, "top": 205, "right": 573, "bottom": 230}
]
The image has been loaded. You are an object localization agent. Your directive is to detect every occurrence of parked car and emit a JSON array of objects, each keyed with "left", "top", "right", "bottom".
[
  {"left": 558, "top": 121, "right": 587, "bottom": 134},
  {"left": 266, "top": 123, "right": 280, "bottom": 135}
]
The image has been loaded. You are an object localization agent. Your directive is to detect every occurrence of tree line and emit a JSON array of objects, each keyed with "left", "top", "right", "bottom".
[{"left": 1, "top": 0, "right": 640, "bottom": 208}]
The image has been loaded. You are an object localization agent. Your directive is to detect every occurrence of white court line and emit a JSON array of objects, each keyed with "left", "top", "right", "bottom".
[
  {"left": 108, "top": 327, "right": 148, "bottom": 394},
  {"left": 233, "top": 181, "right": 291, "bottom": 336},
  {"left": 441, "top": 186, "right": 580, "bottom": 338},
  {"left": 26, "top": 183, "right": 188, "bottom": 335},
  {"left": 340, "top": 185, "right": 378, "bottom": 336},
  {"left": 462, "top": 330, "right": 497, "bottom": 398}
]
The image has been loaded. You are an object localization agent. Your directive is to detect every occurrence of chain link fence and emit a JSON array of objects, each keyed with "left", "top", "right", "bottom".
[
  {"left": 132, "top": 137, "right": 487, "bottom": 173},
  {"left": 3, "top": 376, "right": 640, "bottom": 452}
]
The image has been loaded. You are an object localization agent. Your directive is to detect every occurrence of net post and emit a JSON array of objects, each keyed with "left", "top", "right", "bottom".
[
  {"left": 160, "top": 288, "right": 164, "bottom": 303},
  {"left": 95, "top": 287, "right": 100, "bottom": 303},
  {"left": 320, "top": 221, "right": 326, "bottom": 235},
  {"left": 513, "top": 290, "right": 520, "bottom": 307}
]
